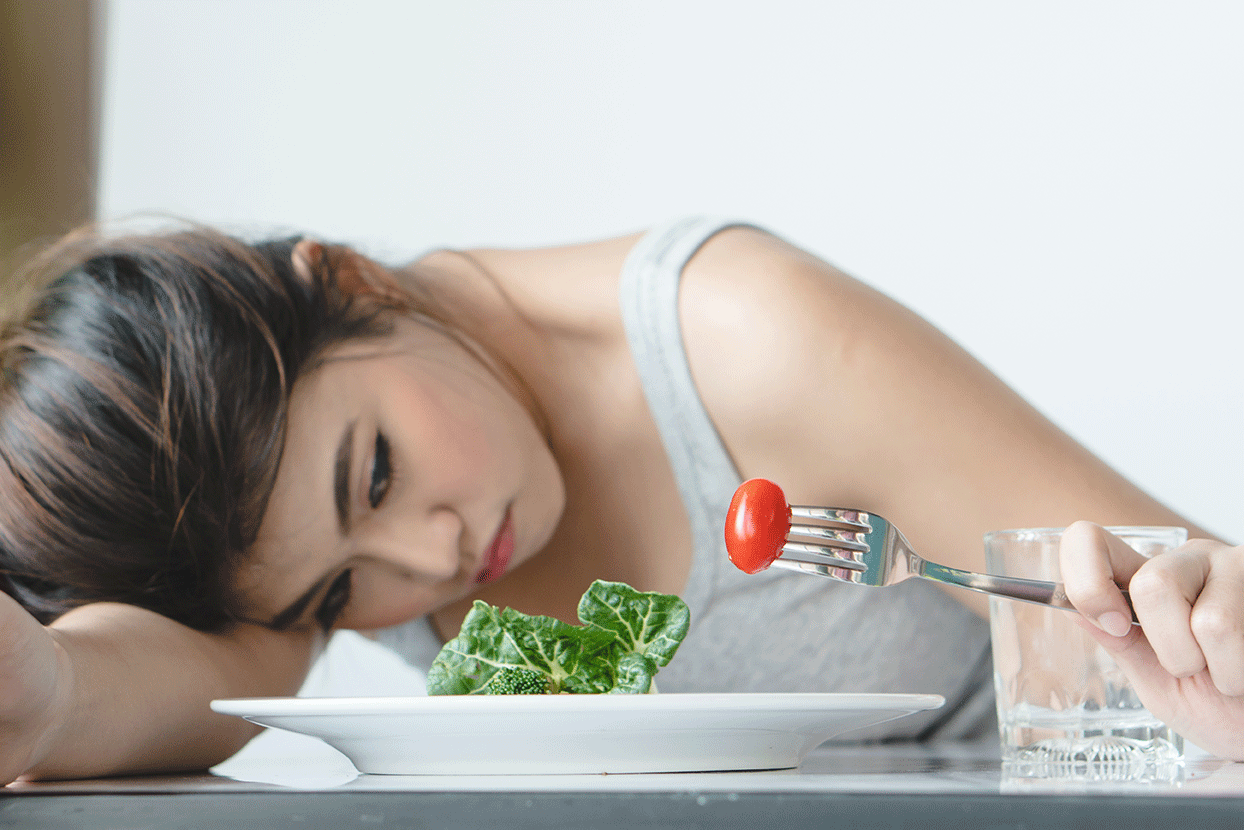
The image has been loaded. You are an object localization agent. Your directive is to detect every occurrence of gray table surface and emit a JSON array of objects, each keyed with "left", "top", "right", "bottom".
[{"left": 5, "top": 737, "right": 1243, "bottom": 829}]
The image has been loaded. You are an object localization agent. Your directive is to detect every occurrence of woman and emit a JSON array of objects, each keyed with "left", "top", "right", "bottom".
[{"left": 1, "top": 217, "right": 1241, "bottom": 783}]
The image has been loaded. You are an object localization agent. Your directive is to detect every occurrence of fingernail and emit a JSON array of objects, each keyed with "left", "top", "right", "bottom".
[{"left": 1098, "top": 611, "right": 1131, "bottom": 637}]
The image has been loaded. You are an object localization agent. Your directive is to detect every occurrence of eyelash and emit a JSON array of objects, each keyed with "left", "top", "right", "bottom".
[
  {"left": 368, "top": 432, "right": 392, "bottom": 509},
  {"left": 312, "top": 433, "right": 391, "bottom": 632},
  {"left": 313, "top": 433, "right": 392, "bottom": 631},
  {"left": 315, "top": 569, "right": 353, "bottom": 631}
]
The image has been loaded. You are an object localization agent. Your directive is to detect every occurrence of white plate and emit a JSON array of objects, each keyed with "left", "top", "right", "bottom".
[{"left": 211, "top": 692, "right": 944, "bottom": 775}]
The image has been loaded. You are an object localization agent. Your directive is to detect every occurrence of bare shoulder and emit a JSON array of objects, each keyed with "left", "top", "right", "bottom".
[
  {"left": 678, "top": 225, "right": 939, "bottom": 505},
  {"left": 465, "top": 230, "right": 643, "bottom": 277},
  {"left": 445, "top": 230, "right": 645, "bottom": 333}
]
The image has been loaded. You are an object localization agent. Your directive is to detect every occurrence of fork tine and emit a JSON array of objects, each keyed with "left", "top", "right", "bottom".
[
  {"left": 790, "top": 506, "right": 871, "bottom": 533},
  {"left": 779, "top": 541, "right": 868, "bottom": 571},
  {"left": 771, "top": 556, "right": 867, "bottom": 582},
  {"left": 786, "top": 523, "right": 869, "bottom": 552},
  {"left": 779, "top": 504, "right": 871, "bottom": 572}
]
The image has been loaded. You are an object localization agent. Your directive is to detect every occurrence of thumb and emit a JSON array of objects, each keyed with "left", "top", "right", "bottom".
[{"left": 1059, "top": 521, "right": 1146, "bottom": 638}]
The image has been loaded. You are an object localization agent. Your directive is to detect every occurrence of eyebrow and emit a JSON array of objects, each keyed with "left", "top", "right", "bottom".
[{"left": 267, "top": 419, "right": 356, "bottom": 630}]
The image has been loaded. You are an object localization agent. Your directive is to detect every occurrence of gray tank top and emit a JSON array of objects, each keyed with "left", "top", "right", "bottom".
[{"left": 377, "top": 217, "right": 996, "bottom": 741}]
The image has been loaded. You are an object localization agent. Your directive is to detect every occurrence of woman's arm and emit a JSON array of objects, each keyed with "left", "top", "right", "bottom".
[
  {"left": 679, "top": 226, "right": 1213, "bottom": 616},
  {"left": 2, "top": 593, "right": 314, "bottom": 783},
  {"left": 678, "top": 225, "right": 1242, "bottom": 756}
]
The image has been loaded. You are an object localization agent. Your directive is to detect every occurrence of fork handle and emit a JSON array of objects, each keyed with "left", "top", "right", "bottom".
[{"left": 920, "top": 562, "right": 1140, "bottom": 625}]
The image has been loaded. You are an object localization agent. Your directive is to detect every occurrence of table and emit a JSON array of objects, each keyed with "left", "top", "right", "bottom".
[{"left": 5, "top": 737, "right": 1243, "bottom": 829}]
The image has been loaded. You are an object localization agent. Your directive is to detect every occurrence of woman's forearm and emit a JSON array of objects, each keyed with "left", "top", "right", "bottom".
[{"left": 18, "top": 603, "right": 313, "bottom": 781}]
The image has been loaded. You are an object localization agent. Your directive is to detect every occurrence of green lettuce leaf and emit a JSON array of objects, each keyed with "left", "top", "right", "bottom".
[
  {"left": 425, "top": 580, "right": 689, "bottom": 696},
  {"left": 576, "top": 580, "right": 690, "bottom": 668}
]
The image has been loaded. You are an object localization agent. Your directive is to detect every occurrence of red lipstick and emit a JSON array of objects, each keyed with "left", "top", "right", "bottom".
[{"left": 475, "top": 507, "right": 515, "bottom": 585}]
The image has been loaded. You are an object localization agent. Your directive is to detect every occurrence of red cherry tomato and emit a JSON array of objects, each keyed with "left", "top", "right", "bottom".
[{"left": 724, "top": 478, "right": 791, "bottom": 574}]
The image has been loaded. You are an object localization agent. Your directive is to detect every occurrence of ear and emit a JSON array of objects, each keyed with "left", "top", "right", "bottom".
[
  {"left": 290, "top": 238, "right": 402, "bottom": 300},
  {"left": 290, "top": 238, "right": 324, "bottom": 284},
  {"left": 288, "top": 236, "right": 323, "bottom": 286}
]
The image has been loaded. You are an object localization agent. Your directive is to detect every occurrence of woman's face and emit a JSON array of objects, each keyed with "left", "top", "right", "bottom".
[{"left": 235, "top": 317, "right": 565, "bottom": 633}]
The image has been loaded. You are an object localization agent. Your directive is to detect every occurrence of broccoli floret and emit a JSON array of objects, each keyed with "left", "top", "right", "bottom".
[{"left": 486, "top": 667, "right": 550, "bottom": 695}]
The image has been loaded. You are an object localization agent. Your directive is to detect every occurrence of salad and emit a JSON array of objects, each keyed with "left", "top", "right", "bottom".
[{"left": 426, "top": 580, "right": 690, "bottom": 695}]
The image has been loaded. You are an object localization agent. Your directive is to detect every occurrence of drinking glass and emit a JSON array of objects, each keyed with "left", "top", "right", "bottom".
[{"left": 985, "top": 526, "right": 1186, "bottom": 780}]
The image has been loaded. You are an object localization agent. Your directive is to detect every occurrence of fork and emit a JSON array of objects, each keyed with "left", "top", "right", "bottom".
[{"left": 724, "top": 479, "right": 1138, "bottom": 624}]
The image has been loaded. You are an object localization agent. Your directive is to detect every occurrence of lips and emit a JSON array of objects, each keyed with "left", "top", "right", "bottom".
[{"left": 475, "top": 506, "right": 515, "bottom": 585}]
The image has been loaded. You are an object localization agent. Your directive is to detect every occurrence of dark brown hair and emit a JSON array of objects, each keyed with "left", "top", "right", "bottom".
[{"left": 0, "top": 226, "right": 416, "bottom": 630}]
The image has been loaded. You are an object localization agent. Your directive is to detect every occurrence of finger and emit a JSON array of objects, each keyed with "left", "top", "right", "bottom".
[
  {"left": 1128, "top": 544, "right": 1211, "bottom": 679},
  {"left": 1073, "top": 614, "right": 1244, "bottom": 762},
  {"left": 1189, "top": 547, "right": 1244, "bottom": 695},
  {"left": 1059, "top": 521, "right": 1146, "bottom": 638}
]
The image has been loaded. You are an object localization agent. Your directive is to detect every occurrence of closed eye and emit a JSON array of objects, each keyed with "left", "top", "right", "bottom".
[
  {"left": 368, "top": 432, "right": 392, "bottom": 508},
  {"left": 314, "top": 569, "right": 353, "bottom": 631}
]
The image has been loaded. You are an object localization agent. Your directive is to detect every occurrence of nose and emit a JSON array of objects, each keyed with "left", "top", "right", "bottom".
[{"left": 366, "top": 507, "right": 463, "bottom": 582}]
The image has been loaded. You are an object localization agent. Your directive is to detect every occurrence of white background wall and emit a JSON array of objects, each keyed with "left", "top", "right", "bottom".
[{"left": 98, "top": 0, "right": 1242, "bottom": 546}]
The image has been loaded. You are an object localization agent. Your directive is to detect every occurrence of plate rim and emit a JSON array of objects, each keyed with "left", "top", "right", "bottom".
[
  {"left": 211, "top": 691, "right": 948, "bottom": 775},
  {"left": 211, "top": 691, "right": 946, "bottom": 718}
]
